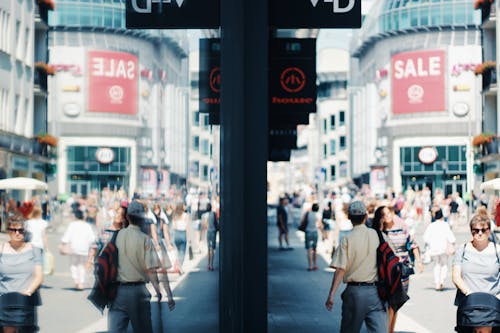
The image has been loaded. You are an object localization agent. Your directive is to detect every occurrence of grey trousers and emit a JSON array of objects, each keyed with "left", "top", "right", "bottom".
[
  {"left": 340, "top": 284, "right": 388, "bottom": 333},
  {"left": 108, "top": 284, "right": 152, "bottom": 333}
]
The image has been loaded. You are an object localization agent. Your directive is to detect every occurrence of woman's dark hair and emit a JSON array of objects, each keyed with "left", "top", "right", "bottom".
[
  {"left": 74, "top": 209, "right": 84, "bottom": 220},
  {"left": 372, "top": 206, "right": 387, "bottom": 231},
  {"left": 433, "top": 209, "right": 443, "bottom": 220},
  {"left": 311, "top": 203, "right": 319, "bottom": 212}
]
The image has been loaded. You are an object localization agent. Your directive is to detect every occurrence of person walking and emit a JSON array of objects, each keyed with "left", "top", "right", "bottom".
[
  {"left": 304, "top": 203, "right": 321, "bottom": 271},
  {"left": 372, "top": 205, "right": 424, "bottom": 333},
  {"left": 321, "top": 201, "right": 333, "bottom": 244},
  {"left": 423, "top": 208, "right": 456, "bottom": 291},
  {"left": 25, "top": 206, "right": 48, "bottom": 254},
  {"left": 108, "top": 201, "right": 174, "bottom": 333},
  {"left": 60, "top": 208, "right": 97, "bottom": 290},
  {"left": 0, "top": 214, "right": 43, "bottom": 333},
  {"left": 277, "top": 197, "right": 290, "bottom": 250},
  {"left": 171, "top": 202, "right": 191, "bottom": 274},
  {"left": 325, "top": 201, "right": 387, "bottom": 333},
  {"left": 452, "top": 213, "right": 500, "bottom": 333},
  {"left": 202, "top": 203, "right": 219, "bottom": 271}
]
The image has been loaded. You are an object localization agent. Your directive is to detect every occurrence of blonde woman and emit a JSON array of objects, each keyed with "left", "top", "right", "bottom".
[{"left": 172, "top": 202, "right": 191, "bottom": 274}]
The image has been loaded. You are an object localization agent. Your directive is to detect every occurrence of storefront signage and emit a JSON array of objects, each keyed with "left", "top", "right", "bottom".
[
  {"left": 269, "top": 38, "right": 316, "bottom": 115},
  {"left": 392, "top": 49, "right": 446, "bottom": 114},
  {"left": 269, "top": 0, "right": 361, "bottom": 28},
  {"left": 95, "top": 148, "right": 115, "bottom": 164},
  {"left": 418, "top": 147, "right": 438, "bottom": 164},
  {"left": 199, "top": 39, "right": 221, "bottom": 125},
  {"left": 88, "top": 50, "right": 138, "bottom": 115},
  {"left": 63, "top": 103, "right": 81, "bottom": 117},
  {"left": 452, "top": 102, "right": 470, "bottom": 118},
  {"left": 126, "top": 0, "right": 219, "bottom": 28}
]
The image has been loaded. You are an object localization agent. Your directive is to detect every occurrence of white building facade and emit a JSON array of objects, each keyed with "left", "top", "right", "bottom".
[
  {"left": 350, "top": 0, "right": 483, "bottom": 198},
  {"left": 47, "top": 2, "right": 189, "bottom": 197}
]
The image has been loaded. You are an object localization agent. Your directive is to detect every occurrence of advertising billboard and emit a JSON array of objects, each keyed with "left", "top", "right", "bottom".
[
  {"left": 88, "top": 50, "right": 138, "bottom": 115},
  {"left": 391, "top": 49, "right": 446, "bottom": 114}
]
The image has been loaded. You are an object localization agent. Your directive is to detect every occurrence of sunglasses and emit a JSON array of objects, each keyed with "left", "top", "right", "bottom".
[
  {"left": 471, "top": 227, "right": 490, "bottom": 234},
  {"left": 8, "top": 228, "right": 25, "bottom": 234}
]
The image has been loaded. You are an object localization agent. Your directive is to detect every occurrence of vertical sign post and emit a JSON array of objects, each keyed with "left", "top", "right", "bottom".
[{"left": 219, "top": 0, "right": 268, "bottom": 332}]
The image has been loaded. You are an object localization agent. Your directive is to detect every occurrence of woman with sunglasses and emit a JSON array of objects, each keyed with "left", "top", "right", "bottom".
[
  {"left": 452, "top": 213, "right": 500, "bottom": 333},
  {"left": 0, "top": 214, "right": 43, "bottom": 333}
]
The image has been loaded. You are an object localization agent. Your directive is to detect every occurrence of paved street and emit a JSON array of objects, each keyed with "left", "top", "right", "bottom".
[{"left": 3, "top": 214, "right": 473, "bottom": 333}]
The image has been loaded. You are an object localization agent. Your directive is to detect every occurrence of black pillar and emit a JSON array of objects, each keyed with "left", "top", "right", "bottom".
[{"left": 219, "top": 0, "right": 268, "bottom": 332}]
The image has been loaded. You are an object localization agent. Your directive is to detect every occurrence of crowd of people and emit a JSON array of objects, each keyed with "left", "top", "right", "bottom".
[
  {"left": 0, "top": 186, "right": 220, "bottom": 332},
  {"left": 276, "top": 184, "right": 500, "bottom": 333}
]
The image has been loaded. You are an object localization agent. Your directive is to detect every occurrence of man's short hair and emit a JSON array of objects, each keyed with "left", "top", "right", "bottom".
[
  {"left": 348, "top": 201, "right": 367, "bottom": 225},
  {"left": 127, "top": 200, "right": 145, "bottom": 225}
]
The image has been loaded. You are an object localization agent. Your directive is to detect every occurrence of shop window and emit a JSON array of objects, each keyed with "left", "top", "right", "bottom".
[
  {"left": 340, "top": 136, "right": 346, "bottom": 150},
  {"left": 339, "top": 161, "right": 347, "bottom": 178},
  {"left": 330, "top": 140, "right": 336, "bottom": 156},
  {"left": 449, "top": 146, "right": 459, "bottom": 161},
  {"left": 201, "top": 139, "right": 209, "bottom": 155},
  {"left": 193, "top": 112, "right": 200, "bottom": 126},
  {"left": 192, "top": 136, "right": 199, "bottom": 151},
  {"left": 202, "top": 165, "right": 209, "bottom": 181}
]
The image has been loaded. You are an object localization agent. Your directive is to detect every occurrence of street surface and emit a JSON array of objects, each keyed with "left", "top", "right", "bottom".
[{"left": 3, "top": 210, "right": 474, "bottom": 333}]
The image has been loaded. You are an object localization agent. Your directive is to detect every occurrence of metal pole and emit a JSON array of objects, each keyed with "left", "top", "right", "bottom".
[
  {"left": 219, "top": 0, "right": 268, "bottom": 332},
  {"left": 467, "top": 109, "right": 473, "bottom": 221}
]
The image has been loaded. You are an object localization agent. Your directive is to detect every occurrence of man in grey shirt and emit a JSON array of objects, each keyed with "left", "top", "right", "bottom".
[
  {"left": 108, "top": 201, "right": 174, "bottom": 333},
  {"left": 325, "top": 201, "right": 387, "bottom": 333}
]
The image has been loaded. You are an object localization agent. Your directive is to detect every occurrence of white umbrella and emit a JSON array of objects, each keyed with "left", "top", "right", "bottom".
[
  {"left": 479, "top": 178, "right": 500, "bottom": 191},
  {"left": 0, "top": 177, "right": 48, "bottom": 191}
]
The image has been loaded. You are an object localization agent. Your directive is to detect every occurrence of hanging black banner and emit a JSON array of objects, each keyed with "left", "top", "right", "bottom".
[{"left": 269, "top": 38, "right": 317, "bottom": 116}]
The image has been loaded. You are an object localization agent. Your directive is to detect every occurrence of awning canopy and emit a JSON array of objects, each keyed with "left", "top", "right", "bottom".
[
  {"left": 479, "top": 178, "right": 500, "bottom": 192},
  {"left": 0, "top": 177, "right": 48, "bottom": 191}
]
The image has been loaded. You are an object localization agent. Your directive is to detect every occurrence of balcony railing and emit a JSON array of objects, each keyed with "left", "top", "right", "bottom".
[{"left": 0, "top": 131, "right": 49, "bottom": 158}]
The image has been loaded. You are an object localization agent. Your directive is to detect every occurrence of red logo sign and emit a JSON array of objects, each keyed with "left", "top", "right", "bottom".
[
  {"left": 209, "top": 67, "right": 221, "bottom": 93},
  {"left": 88, "top": 50, "right": 138, "bottom": 115},
  {"left": 391, "top": 50, "right": 446, "bottom": 114},
  {"left": 280, "top": 67, "right": 306, "bottom": 93}
]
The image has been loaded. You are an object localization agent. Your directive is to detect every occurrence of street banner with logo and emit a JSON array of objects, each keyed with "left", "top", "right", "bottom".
[
  {"left": 269, "top": 38, "right": 316, "bottom": 117},
  {"left": 199, "top": 39, "right": 221, "bottom": 116},
  {"left": 391, "top": 49, "right": 446, "bottom": 114},
  {"left": 88, "top": 50, "right": 138, "bottom": 115}
]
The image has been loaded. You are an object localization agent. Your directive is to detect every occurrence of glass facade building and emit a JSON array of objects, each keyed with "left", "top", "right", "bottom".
[
  {"left": 380, "top": 0, "right": 478, "bottom": 33},
  {"left": 350, "top": 0, "right": 482, "bottom": 196},
  {"left": 47, "top": 0, "right": 189, "bottom": 196},
  {"left": 50, "top": 0, "right": 125, "bottom": 28}
]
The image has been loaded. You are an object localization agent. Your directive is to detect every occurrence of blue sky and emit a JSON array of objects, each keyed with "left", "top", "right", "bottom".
[{"left": 188, "top": 0, "right": 374, "bottom": 52}]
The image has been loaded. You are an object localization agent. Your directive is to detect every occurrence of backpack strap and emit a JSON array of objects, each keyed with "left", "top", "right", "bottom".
[{"left": 376, "top": 230, "right": 384, "bottom": 245}]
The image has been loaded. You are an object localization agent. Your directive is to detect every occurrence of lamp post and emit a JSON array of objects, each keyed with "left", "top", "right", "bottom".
[
  {"left": 452, "top": 101, "right": 473, "bottom": 221},
  {"left": 441, "top": 159, "right": 448, "bottom": 191}
]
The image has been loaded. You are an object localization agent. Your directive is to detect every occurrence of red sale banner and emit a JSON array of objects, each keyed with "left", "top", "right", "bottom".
[
  {"left": 87, "top": 50, "right": 138, "bottom": 115},
  {"left": 391, "top": 49, "right": 446, "bottom": 114}
]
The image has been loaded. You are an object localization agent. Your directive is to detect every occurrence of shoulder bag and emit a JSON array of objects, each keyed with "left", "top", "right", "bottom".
[{"left": 298, "top": 212, "right": 308, "bottom": 232}]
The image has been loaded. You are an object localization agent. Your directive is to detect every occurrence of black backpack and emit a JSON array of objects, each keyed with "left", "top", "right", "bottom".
[
  {"left": 376, "top": 230, "right": 409, "bottom": 311},
  {"left": 88, "top": 230, "right": 119, "bottom": 313}
]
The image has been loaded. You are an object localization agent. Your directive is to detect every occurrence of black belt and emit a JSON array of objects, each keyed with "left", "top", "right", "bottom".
[
  {"left": 347, "top": 282, "right": 376, "bottom": 286},
  {"left": 118, "top": 281, "right": 145, "bottom": 286}
]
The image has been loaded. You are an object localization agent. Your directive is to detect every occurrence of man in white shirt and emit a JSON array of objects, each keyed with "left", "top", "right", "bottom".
[{"left": 61, "top": 208, "right": 96, "bottom": 290}]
